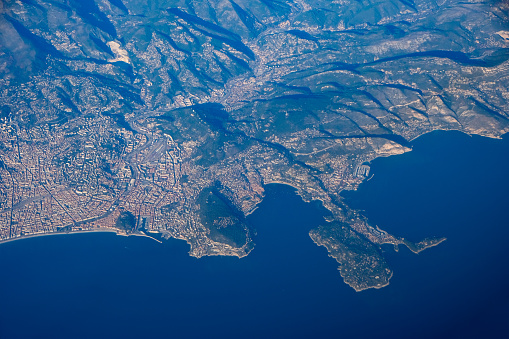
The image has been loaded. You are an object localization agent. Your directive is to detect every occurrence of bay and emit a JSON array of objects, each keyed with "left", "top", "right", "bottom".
[{"left": 0, "top": 130, "right": 508, "bottom": 339}]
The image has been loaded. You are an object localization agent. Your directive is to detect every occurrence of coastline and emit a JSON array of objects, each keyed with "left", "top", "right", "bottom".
[
  {"left": 0, "top": 130, "right": 504, "bottom": 265},
  {"left": 0, "top": 228, "right": 162, "bottom": 246},
  {"left": 407, "top": 127, "right": 509, "bottom": 143}
]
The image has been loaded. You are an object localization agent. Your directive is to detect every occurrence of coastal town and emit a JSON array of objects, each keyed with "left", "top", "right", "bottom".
[
  {"left": 0, "top": 0, "right": 508, "bottom": 292},
  {"left": 0, "top": 101, "right": 446, "bottom": 267}
]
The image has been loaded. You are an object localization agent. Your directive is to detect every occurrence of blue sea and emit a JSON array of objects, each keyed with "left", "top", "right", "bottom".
[{"left": 0, "top": 130, "right": 508, "bottom": 339}]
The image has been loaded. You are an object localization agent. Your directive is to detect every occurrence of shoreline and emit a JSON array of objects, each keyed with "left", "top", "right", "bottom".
[
  {"left": 0, "top": 228, "right": 164, "bottom": 246},
  {"left": 1, "top": 130, "right": 505, "bottom": 259},
  {"left": 407, "top": 128, "right": 509, "bottom": 143}
]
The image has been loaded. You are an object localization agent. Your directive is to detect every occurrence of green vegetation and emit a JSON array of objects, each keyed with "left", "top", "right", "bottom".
[
  {"left": 197, "top": 186, "right": 249, "bottom": 248},
  {"left": 310, "top": 221, "right": 392, "bottom": 291},
  {"left": 160, "top": 202, "right": 179, "bottom": 215},
  {"left": 115, "top": 211, "right": 136, "bottom": 233}
]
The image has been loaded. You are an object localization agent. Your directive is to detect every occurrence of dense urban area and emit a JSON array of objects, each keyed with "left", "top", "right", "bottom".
[{"left": 0, "top": 0, "right": 508, "bottom": 290}]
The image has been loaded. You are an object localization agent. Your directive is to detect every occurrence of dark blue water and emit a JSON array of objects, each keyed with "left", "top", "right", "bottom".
[{"left": 0, "top": 131, "right": 508, "bottom": 339}]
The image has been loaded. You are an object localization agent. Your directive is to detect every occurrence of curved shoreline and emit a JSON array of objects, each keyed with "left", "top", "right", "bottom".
[
  {"left": 407, "top": 128, "right": 508, "bottom": 143},
  {"left": 1, "top": 130, "right": 506, "bottom": 249},
  {"left": 0, "top": 229, "right": 118, "bottom": 245},
  {"left": 0, "top": 229, "right": 164, "bottom": 246}
]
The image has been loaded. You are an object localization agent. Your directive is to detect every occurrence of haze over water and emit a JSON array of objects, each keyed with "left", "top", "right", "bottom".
[{"left": 0, "top": 131, "right": 508, "bottom": 339}]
